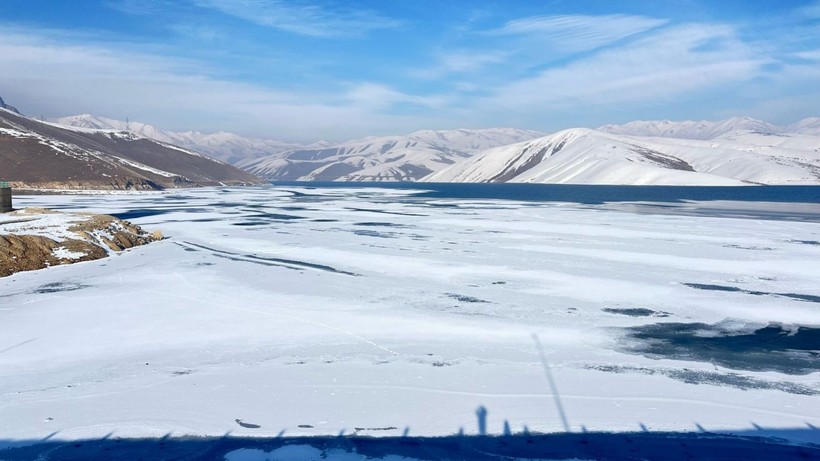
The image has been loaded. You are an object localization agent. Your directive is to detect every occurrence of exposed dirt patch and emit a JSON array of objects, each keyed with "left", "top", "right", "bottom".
[
  {"left": 0, "top": 234, "right": 105, "bottom": 276},
  {"left": 1, "top": 208, "right": 160, "bottom": 277}
]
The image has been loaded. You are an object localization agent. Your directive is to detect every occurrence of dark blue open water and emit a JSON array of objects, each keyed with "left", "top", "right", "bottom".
[{"left": 271, "top": 182, "right": 820, "bottom": 205}]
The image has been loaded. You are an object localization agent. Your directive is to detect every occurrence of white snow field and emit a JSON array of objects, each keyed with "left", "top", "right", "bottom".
[{"left": 1, "top": 186, "right": 819, "bottom": 449}]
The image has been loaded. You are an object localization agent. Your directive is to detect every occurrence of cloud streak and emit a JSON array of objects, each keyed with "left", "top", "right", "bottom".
[
  {"left": 414, "top": 50, "right": 510, "bottom": 80},
  {"left": 482, "top": 24, "right": 767, "bottom": 111},
  {"left": 493, "top": 14, "right": 668, "bottom": 54},
  {"left": 0, "top": 28, "right": 439, "bottom": 141},
  {"left": 193, "top": 0, "right": 400, "bottom": 38}
]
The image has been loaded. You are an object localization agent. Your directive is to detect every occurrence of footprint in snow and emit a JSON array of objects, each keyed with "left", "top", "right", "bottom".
[{"left": 235, "top": 419, "right": 261, "bottom": 429}]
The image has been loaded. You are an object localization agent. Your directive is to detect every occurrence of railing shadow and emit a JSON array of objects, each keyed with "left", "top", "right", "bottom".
[{"left": 1, "top": 424, "right": 817, "bottom": 461}]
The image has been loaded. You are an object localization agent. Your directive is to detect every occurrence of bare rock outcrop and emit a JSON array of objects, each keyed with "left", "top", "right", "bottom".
[
  {"left": 0, "top": 208, "right": 160, "bottom": 277},
  {"left": 0, "top": 235, "right": 106, "bottom": 277}
]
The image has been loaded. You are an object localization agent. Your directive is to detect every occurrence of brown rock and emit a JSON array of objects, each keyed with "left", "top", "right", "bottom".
[
  {"left": 1, "top": 209, "right": 160, "bottom": 277},
  {"left": 0, "top": 235, "right": 105, "bottom": 277}
]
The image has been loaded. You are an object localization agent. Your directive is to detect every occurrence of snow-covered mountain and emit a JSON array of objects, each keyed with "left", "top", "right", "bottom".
[
  {"left": 53, "top": 115, "right": 543, "bottom": 181},
  {"left": 597, "top": 116, "right": 820, "bottom": 140},
  {"left": 788, "top": 117, "right": 820, "bottom": 136},
  {"left": 597, "top": 117, "right": 783, "bottom": 140},
  {"left": 52, "top": 114, "right": 319, "bottom": 164},
  {"left": 48, "top": 112, "right": 820, "bottom": 186},
  {"left": 238, "top": 128, "right": 545, "bottom": 182},
  {"left": 424, "top": 128, "right": 820, "bottom": 185},
  {"left": 1, "top": 106, "right": 260, "bottom": 190}
]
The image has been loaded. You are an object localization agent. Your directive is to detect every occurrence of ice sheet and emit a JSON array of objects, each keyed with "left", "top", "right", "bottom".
[{"left": 1, "top": 186, "right": 818, "bottom": 445}]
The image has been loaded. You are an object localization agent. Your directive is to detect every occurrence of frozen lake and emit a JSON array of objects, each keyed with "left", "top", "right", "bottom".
[{"left": 1, "top": 185, "right": 819, "bottom": 448}]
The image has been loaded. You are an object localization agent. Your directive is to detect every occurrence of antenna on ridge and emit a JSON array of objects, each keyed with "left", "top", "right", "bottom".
[{"left": 126, "top": 116, "right": 130, "bottom": 131}]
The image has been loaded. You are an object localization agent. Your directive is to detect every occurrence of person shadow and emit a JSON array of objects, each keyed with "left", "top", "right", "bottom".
[{"left": 476, "top": 406, "right": 488, "bottom": 436}]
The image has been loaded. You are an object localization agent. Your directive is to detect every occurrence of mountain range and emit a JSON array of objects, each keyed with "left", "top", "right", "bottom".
[
  {"left": 598, "top": 116, "right": 820, "bottom": 139},
  {"left": 425, "top": 127, "right": 820, "bottom": 185},
  {"left": 5, "top": 97, "right": 818, "bottom": 187},
  {"left": 53, "top": 114, "right": 544, "bottom": 182},
  {"left": 51, "top": 114, "right": 325, "bottom": 165},
  {"left": 0, "top": 107, "right": 259, "bottom": 190},
  {"left": 236, "top": 128, "right": 545, "bottom": 182}
]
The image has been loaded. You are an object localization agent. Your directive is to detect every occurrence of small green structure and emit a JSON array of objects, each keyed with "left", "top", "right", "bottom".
[{"left": 1, "top": 181, "right": 12, "bottom": 213}]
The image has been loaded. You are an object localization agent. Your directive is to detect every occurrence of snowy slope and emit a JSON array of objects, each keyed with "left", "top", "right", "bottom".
[
  {"left": 53, "top": 114, "right": 316, "bottom": 164},
  {"left": 239, "top": 128, "right": 544, "bottom": 182},
  {"left": 788, "top": 117, "right": 820, "bottom": 136},
  {"left": 424, "top": 128, "right": 820, "bottom": 185}
]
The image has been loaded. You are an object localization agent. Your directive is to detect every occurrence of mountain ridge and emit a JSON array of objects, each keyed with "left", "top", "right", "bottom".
[
  {"left": 237, "top": 128, "right": 545, "bottom": 182},
  {"left": 0, "top": 105, "right": 260, "bottom": 190},
  {"left": 424, "top": 127, "right": 820, "bottom": 185},
  {"left": 598, "top": 116, "right": 820, "bottom": 139},
  {"left": 52, "top": 114, "right": 317, "bottom": 165},
  {"left": 43, "top": 108, "right": 820, "bottom": 186}
]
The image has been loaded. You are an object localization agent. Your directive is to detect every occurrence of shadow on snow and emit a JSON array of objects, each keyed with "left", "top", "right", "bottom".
[{"left": 1, "top": 426, "right": 818, "bottom": 461}]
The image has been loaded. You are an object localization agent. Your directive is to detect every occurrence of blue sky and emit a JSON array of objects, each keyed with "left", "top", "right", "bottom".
[{"left": 1, "top": 0, "right": 818, "bottom": 141}]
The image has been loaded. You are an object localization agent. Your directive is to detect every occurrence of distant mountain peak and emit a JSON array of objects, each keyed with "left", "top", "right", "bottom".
[{"left": 788, "top": 117, "right": 820, "bottom": 135}]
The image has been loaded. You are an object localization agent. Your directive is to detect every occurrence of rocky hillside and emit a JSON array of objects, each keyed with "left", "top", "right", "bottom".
[
  {"left": 0, "top": 102, "right": 261, "bottom": 190},
  {"left": 0, "top": 208, "right": 161, "bottom": 277}
]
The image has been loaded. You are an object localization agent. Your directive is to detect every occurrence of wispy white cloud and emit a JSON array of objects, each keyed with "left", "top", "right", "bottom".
[
  {"left": 193, "top": 0, "right": 400, "bottom": 38},
  {"left": 413, "top": 50, "right": 509, "bottom": 80},
  {"left": 437, "top": 51, "right": 509, "bottom": 73},
  {"left": 411, "top": 14, "right": 670, "bottom": 92},
  {"left": 1, "top": 6, "right": 816, "bottom": 141},
  {"left": 167, "top": 22, "right": 221, "bottom": 42},
  {"left": 792, "top": 49, "right": 820, "bottom": 61},
  {"left": 104, "top": 0, "right": 177, "bottom": 16},
  {"left": 342, "top": 83, "right": 449, "bottom": 111},
  {"left": 481, "top": 24, "right": 768, "bottom": 111},
  {"left": 0, "top": 28, "right": 440, "bottom": 141},
  {"left": 492, "top": 14, "right": 668, "bottom": 54}
]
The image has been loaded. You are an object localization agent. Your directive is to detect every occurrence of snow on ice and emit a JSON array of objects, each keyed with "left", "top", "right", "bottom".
[{"left": 0, "top": 186, "right": 818, "bottom": 447}]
